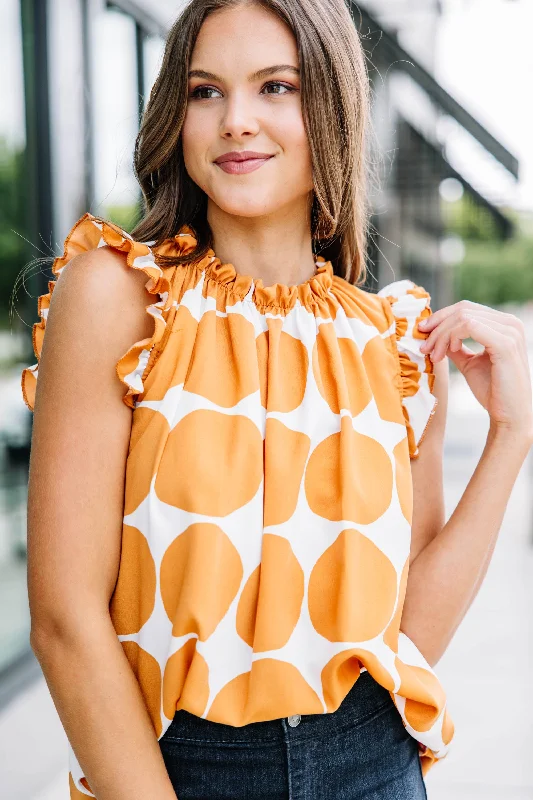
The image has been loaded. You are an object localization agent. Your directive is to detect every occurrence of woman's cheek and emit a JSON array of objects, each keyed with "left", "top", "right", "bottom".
[
  {"left": 276, "top": 116, "right": 313, "bottom": 189},
  {"left": 182, "top": 115, "right": 208, "bottom": 163}
]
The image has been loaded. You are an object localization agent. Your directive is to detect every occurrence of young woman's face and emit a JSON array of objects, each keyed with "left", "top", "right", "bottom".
[{"left": 181, "top": 3, "right": 314, "bottom": 219}]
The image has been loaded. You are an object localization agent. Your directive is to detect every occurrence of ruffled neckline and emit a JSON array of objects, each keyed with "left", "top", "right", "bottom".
[{"left": 164, "top": 223, "right": 334, "bottom": 311}]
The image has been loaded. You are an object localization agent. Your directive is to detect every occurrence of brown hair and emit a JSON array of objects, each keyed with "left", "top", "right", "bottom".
[{"left": 131, "top": 0, "right": 370, "bottom": 285}]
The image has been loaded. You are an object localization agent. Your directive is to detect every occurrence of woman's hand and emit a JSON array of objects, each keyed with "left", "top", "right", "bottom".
[{"left": 417, "top": 299, "right": 533, "bottom": 437}]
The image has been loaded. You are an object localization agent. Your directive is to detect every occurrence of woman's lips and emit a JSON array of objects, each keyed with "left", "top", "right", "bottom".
[{"left": 215, "top": 156, "right": 274, "bottom": 174}]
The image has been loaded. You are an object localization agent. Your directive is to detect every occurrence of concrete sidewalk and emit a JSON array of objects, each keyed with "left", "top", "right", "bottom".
[
  {"left": 425, "top": 375, "right": 533, "bottom": 799},
  {"left": 1, "top": 369, "right": 532, "bottom": 799},
  {"left": 0, "top": 673, "right": 69, "bottom": 800}
]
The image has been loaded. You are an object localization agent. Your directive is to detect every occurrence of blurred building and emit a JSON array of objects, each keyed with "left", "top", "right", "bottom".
[
  {"left": 360, "top": 0, "right": 518, "bottom": 302},
  {"left": 0, "top": 0, "right": 519, "bottom": 694},
  {"left": 18, "top": 0, "right": 520, "bottom": 304}
]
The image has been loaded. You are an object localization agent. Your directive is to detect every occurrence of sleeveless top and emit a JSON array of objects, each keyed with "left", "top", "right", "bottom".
[{"left": 21, "top": 212, "right": 454, "bottom": 799}]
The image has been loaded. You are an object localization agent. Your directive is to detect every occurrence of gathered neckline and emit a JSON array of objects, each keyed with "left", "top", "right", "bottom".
[{"left": 161, "top": 223, "right": 335, "bottom": 311}]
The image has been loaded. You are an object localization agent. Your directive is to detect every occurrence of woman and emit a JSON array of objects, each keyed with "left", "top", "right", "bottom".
[{"left": 21, "top": 1, "right": 532, "bottom": 799}]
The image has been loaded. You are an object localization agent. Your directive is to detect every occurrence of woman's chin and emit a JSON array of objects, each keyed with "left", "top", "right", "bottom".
[{"left": 208, "top": 196, "right": 280, "bottom": 219}]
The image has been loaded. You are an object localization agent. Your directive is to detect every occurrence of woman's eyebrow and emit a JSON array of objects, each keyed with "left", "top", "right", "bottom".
[{"left": 188, "top": 65, "right": 300, "bottom": 82}]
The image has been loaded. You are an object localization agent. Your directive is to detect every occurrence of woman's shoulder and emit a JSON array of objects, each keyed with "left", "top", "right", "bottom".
[
  {"left": 330, "top": 273, "right": 433, "bottom": 330},
  {"left": 20, "top": 213, "right": 173, "bottom": 412},
  {"left": 375, "top": 277, "right": 433, "bottom": 320},
  {"left": 330, "top": 273, "right": 437, "bottom": 459},
  {"left": 328, "top": 272, "right": 399, "bottom": 330},
  {"left": 49, "top": 211, "right": 174, "bottom": 287}
]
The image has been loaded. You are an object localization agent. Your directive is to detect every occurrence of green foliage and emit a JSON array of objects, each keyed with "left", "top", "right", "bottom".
[
  {"left": 443, "top": 194, "right": 500, "bottom": 242},
  {"left": 0, "top": 137, "right": 27, "bottom": 329},
  {"left": 105, "top": 203, "right": 141, "bottom": 234},
  {"left": 444, "top": 193, "right": 533, "bottom": 305},
  {"left": 454, "top": 235, "right": 533, "bottom": 305}
]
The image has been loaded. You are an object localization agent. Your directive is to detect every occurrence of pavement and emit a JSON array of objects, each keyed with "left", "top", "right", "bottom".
[
  {"left": 424, "top": 377, "right": 533, "bottom": 800},
  {"left": 1, "top": 329, "right": 533, "bottom": 799}
]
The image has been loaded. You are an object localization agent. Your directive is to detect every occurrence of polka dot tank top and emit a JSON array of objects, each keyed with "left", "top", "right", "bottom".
[{"left": 21, "top": 213, "right": 454, "bottom": 798}]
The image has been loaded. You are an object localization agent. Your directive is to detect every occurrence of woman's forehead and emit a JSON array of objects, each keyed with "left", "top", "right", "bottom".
[{"left": 190, "top": 4, "right": 298, "bottom": 65}]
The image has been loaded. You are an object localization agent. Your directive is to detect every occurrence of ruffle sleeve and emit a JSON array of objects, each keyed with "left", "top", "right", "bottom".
[
  {"left": 20, "top": 212, "right": 195, "bottom": 412},
  {"left": 377, "top": 279, "right": 438, "bottom": 459}
]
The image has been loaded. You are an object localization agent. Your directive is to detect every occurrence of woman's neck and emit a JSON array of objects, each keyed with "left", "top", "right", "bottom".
[{"left": 207, "top": 200, "right": 317, "bottom": 287}]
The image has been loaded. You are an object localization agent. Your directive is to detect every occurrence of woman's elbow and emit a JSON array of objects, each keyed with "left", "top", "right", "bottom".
[{"left": 29, "top": 601, "right": 113, "bottom": 660}]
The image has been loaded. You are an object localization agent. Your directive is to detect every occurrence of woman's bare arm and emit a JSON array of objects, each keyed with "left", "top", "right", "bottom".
[
  {"left": 403, "top": 356, "right": 532, "bottom": 667},
  {"left": 27, "top": 247, "right": 177, "bottom": 800}
]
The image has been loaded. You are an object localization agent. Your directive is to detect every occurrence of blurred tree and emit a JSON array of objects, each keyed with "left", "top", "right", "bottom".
[
  {"left": 106, "top": 203, "right": 141, "bottom": 234},
  {"left": 443, "top": 193, "right": 500, "bottom": 241},
  {"left": 454, "top": 236, "right": 533, "bottom": 306},
  {"left": 443, "top": 195, "right": 533, "bottom": 305},
  {"left": 0, "top": 137, "right": 27, "bottom": 330}
]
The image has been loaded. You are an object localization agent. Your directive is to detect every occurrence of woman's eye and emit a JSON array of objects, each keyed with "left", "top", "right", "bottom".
[
  {"left": 189, "top": 86, "right": 222, "bottom": 100},
  {"left": 189, "top": 82, "right": 295, "bottom": 100},
  {"left": 262, "top": 81, "right": 295, "bottom": 96}
]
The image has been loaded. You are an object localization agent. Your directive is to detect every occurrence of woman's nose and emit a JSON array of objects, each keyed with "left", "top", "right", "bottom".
[{"left": 219, "top": 93, "right": 261, "bottom": 139}]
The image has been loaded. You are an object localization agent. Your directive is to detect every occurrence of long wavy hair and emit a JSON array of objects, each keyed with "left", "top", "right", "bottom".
[{"left": 130, "top": 0, "right": 371, "bottom": 285}]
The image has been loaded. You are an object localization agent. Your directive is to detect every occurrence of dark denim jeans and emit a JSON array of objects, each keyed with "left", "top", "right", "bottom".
[{"left": 159, "top": 669, "right": 428, "bottom": 799}]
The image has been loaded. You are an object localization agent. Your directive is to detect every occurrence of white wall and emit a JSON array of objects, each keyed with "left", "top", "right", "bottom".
[
  {"left": 47, "top": 0, "right": 88, "bottom": 241},
  {"left": 360, "top": 0, "right": 441, "bottom": 72}
]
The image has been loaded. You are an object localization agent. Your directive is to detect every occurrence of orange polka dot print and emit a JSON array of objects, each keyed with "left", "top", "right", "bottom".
[{"left": 21, "top": 214, "right": 452, "bottom": 797}]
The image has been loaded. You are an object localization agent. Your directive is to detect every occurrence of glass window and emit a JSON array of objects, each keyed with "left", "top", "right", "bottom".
[
  {"left": 0, "top": 0, "right": 32, "bottom": 675},
  {"left": 143, "top": 31, "right": 165, "bottom": 101},
  {"left": 91, "top": 7, "right": 140, "bottom": 230}
]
